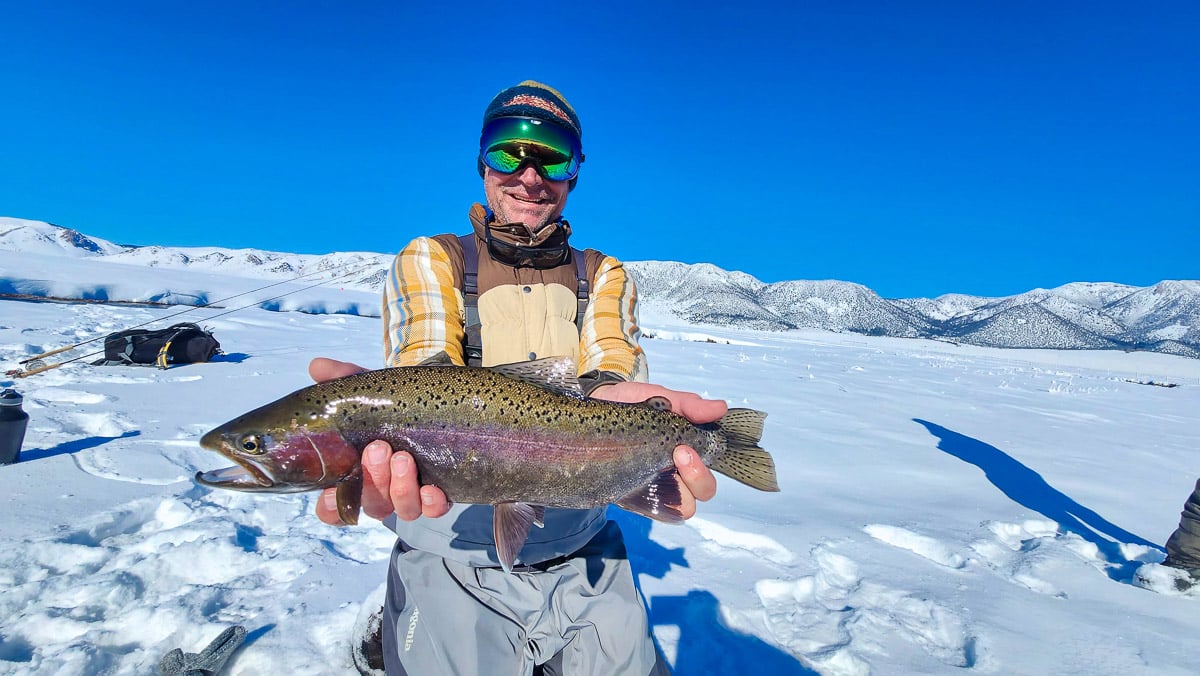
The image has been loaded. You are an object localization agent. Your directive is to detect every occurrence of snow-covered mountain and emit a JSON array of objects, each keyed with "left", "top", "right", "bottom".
[
  {"left": 3, "top": 217, "right": 1198, "bottom": 358},
  {"left": 0, "top": 217, "right": 127, "bottom": 257},
  {"left": 0, "top": 217, "right": 390, "bottom": 291},
  {"left": 625, "top": 259, "right": 1200, "bottom": 358}
]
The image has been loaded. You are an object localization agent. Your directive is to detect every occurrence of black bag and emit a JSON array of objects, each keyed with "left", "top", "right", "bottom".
[{"left": 94, "top": 323, "right": 221, "bottom": 369}]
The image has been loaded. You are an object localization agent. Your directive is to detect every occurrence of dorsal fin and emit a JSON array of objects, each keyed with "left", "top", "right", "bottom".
[
  {"left": 417, "top": 351, "right": 456, "bottom": 366},
  {"left": 488, "top": 357, "right": 583, "bottom": 398}
]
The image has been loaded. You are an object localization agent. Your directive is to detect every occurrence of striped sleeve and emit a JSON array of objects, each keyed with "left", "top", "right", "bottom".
[
  {"left": 381, "top": 237, "right": 465, "bottom": 367},
  {"left": 578, "top": 255, "right": 648, "bottom": 382}
]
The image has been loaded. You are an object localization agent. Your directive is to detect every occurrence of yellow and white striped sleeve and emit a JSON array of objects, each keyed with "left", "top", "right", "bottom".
[
  {"left": 381, "top": 237, "right": 465, "bottom": 367},
  {"left": 578, "top": 255, "right": 648, "bottom": 382}
]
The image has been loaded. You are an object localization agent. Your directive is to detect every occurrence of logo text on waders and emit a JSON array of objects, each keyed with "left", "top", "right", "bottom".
[{"left": 404, "top": 607, "right": 420, "bottom": 652}]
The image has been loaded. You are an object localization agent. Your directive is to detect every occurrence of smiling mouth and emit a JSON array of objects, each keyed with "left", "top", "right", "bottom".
[{"left": 510, "top": 194, "right": 548, "bottom": 204}]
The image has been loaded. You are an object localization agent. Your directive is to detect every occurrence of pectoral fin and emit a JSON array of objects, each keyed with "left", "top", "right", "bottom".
[
  {"left": 615, "top": 469, "right": 685, "bottom": 523},
  {"left": 335, "top": 468, "right": 363, "bottom": 526},
  {"left": 493, "top": 502, "right": 540, "bottom": 573}
]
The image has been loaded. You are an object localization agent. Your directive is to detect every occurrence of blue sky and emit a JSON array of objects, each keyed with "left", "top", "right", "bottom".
[{"left": 3, "top": 2, "right": 1196, "bottom": 298}]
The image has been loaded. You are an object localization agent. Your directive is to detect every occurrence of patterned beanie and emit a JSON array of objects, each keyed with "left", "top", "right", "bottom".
[{"left": 478, "top": 80, "right": 584, "bottom": 188}]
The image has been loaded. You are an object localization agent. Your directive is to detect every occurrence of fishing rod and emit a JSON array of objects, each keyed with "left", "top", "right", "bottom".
[
  {"left": 16, "top": 257, "right": 385, "bottom": 366},
  {"left": 8, "top": 259, "right": 385, "bottom": 378}
]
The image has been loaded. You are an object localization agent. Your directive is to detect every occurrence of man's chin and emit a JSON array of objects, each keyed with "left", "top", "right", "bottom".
[{"left": 498, "top": 205, "right": 556, "bottom": 228}]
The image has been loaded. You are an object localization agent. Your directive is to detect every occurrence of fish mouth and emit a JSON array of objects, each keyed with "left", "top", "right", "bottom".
[
  {"left": 194, "top": 464, "right": 275, "bottom": 490},
  {"left": 194, "top": 452, "right": 276, "bottom": 491}
]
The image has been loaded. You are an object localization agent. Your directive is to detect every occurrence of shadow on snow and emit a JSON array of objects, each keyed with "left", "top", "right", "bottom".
[
  {"left": 607, "top": 507, "right": 816, "bottom": 675},
  {"left": 18, "top": 430, "right": 141, "bottom": 462},
  {"left": 914, "top": 418, "right": 1162, "bottom": 583}
]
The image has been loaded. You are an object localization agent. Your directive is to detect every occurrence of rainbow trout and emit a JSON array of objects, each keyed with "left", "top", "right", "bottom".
[{"left": 196, "top": 353, "right": 778, "bottom": 572}]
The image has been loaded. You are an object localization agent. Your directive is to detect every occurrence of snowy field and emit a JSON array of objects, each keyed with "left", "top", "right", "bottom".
[{"left": 2, "top": 271, "right": 1200, "bottom": 674}]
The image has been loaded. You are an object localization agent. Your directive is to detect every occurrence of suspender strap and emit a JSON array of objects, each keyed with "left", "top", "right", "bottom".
[
  {"left": 459, "top": 234, "right": 484, "bottom": 365},
  {"left": 573, "top": 250, "right": 589, "bottom": 322}
]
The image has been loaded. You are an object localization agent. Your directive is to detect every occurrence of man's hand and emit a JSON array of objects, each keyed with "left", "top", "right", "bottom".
[
  {"left": 308, "top": 358, "right": 453, "bottom": 526},
  {"left": 589, "top": 381, "right": 726, "bottom": 519}
]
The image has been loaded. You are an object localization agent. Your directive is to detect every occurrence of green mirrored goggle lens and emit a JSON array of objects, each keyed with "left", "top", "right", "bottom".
[
  {"left": 480, "top": 117, "right": 581, "bottom": 181},
  {"left": 483, "top": 143, "right": 578, "bottom": 180}
]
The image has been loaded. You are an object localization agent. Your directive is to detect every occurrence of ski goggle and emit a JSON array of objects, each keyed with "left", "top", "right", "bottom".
[{"left": 480, "top": 117, "right": 582, "bottom": 182}]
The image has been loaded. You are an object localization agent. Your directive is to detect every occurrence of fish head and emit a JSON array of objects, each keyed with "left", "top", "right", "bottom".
[{"left": 195, "top": 397, "right": 362, "bottom": 493}]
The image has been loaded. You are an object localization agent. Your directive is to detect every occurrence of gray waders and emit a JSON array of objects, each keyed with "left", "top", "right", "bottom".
[
  {"left": 382, "top": 521, "right": 670, "bottom": 675},
  {"left": 1164, "top": 478, "right": 1200, "bottom": 573}
]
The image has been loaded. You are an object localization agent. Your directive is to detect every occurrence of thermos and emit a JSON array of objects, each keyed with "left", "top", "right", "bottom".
[{"left": 0, "top": 388, "right": 29, "bottom": 465}]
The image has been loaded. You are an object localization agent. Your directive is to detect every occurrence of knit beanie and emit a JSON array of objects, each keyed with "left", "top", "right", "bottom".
[{"left": 478, "top": 80, "right": 583, "bottom": 189}]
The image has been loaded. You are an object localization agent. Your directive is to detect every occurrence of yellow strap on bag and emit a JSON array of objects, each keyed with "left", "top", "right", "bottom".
[{"left": 156, "top": 339, "right": 174, "bottom": 369}]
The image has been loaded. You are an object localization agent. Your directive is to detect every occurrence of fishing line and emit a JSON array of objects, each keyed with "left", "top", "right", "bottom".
[
  {"left": 194, "top": 262, "right": 381, "bottom": 324},
  {"left": 16, "top": 258, "right": 384, "bottom": 365},
  {"left": 8, "top": 259, "right": 385, "bottom": 378}
]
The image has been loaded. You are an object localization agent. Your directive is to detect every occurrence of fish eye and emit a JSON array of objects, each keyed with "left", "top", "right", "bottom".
[{"left": 239, "top": 435, "right": 262, "bottom": 454}]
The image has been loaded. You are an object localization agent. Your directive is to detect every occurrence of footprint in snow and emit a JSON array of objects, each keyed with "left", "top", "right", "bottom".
[
  {"left": 863, "top": 524, "right": 966, "bottom": 569},
  {"left": 967, "top": 519, "right": 1069, "bottom": 597},
  {"left": 30, "top": 387, "right": 111, "bottom": 405},
  {"left": 168, "top": 375, "right": 204, "bottom": 383},
  {"left": 966, "top": 518, "right": 1160, "bottom": 595},
  {"left": 686, "top": 517, "right": 795, "bottom": 565},
  {"left": 0, "top": 495, "right": 313, "bottom": 673},
  {"left": 749, "top": 544, "right": 979, "bottom": 674},
  {"left": 1133, "top": 563, "right": 1200, "bottom": 597}
]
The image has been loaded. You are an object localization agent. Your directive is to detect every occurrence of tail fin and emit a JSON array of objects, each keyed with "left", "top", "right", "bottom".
[{"left": 707, "top": 408, "right": 779, "bottom": 492}]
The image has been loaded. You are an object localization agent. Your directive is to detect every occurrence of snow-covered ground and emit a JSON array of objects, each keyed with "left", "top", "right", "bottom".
[{"left": 2, "top": 260, "right": 1200, "bottom": 675}]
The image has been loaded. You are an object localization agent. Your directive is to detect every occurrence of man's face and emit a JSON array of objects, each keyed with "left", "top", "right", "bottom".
[{"left": 483, "top": 165, "right": 569, "bottom": 230}]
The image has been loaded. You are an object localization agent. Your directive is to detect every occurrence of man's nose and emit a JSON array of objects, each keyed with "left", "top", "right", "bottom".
[{"left": 512, "top": 161, "right": 545, "bottom": 184}]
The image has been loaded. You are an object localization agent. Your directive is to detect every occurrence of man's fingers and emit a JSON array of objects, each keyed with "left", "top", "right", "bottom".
[
  {"left": 308, "top": 357, "right": 367, "bottom": 383},
  {"left": 388, "top": 452, "right": 425, "bottom": 521},
  {"left": 590, "top": 382, "right": 727, "bottom": 425},
  {"left": 316, "top": 487, "right": 345, "bottom": 525},
  {"left": 361, "top": 441, "right": 396, "bottom": 519},
  {"left": 314, "top": 446, "right": 451, "bottom": 524},
  {"left": 419, "top": 485, "right": 453, "bottom": 518},
  {"left": 676, "top": 395, "right": 727, "bottom": 425},
  {"left": 383, "top": 452, "right": 450, "bottom": 520},
  {"left": 675, "top": 445, "right": 717, "bottom": 503}
]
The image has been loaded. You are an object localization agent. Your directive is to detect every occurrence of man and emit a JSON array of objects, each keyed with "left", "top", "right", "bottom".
[{"left": 310, "top": 81, "right": 724, "bottom": 675}]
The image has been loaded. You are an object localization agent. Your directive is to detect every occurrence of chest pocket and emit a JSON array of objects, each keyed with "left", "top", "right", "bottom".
[{"left": 477, "top": 283, "right": 581, "bottom": 366}]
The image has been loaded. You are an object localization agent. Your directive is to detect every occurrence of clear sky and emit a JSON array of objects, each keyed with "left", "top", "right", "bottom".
[{"left": 3, "top": 1, "right": 1196, "bottom": 299}]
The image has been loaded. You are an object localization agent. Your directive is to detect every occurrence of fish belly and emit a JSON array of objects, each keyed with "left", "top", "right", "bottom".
[{"left": 386, "top": 425, "right": 675, "bottom": 508}]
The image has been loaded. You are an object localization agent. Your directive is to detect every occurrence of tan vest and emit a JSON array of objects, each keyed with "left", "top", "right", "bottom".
[{"left": 431, "top": 207, "right": 604, "bottom": 367}]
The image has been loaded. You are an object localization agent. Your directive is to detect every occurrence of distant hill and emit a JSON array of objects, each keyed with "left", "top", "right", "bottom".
[
  {"left": 0, "top": 217, "right": 390, "bottom": 291},
  {"left": 3, "top": 217, "right": 1198, "bottom": 359},
  {"left": 625, "top": 261, "right": 1200, "bottom": 358}
]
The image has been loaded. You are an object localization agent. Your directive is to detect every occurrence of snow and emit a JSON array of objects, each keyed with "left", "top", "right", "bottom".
[{"left": 3, "top": 252, "right": 1200, "bottom": 675}]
